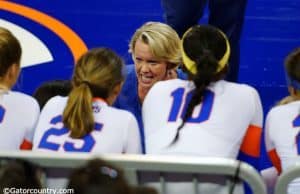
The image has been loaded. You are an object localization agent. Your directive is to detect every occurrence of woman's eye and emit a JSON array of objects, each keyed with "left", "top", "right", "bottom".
[{"left": 148, "top": 61, "right": 158, "bottom": 65}]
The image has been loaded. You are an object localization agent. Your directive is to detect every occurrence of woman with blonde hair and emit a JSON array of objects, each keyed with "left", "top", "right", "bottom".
[
  {"left": 33, "top": 48, "right": 141, "bottom": 154},
  {"left": 0, "top": 27, "right": 39, "bottom": 150},
  {"left": 114, "top": 22, "right": 185, "bottom": 153}
]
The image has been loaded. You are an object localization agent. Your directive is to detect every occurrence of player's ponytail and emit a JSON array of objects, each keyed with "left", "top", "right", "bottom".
[
  {"left": 170, "top": 25, "right": 230, "bottom": 145},
  {"left": 63, "top": 48, "right": 124, "bottom": 138},
  {"left": 63, "top": 81, "right": 94, "bottom": 138}
]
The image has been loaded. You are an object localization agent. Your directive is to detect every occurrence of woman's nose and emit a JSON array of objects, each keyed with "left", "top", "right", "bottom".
[{"left": 140, "top": 62, "right": 151, "bottom": 72}]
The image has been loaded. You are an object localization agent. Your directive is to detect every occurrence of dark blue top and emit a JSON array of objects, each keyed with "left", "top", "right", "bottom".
[{"left": 114, "top": 65, "right": 186, "bottom": 153}]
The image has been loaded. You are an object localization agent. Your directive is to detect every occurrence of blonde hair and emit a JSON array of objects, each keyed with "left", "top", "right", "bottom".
[
  {"left": 0, "top": 27, "right": 21, "bottom": 77},
  {"left": 129, "top": 22, "right": 181, "bottom": 68},
  {"left": 63, "top": 48, "right": 124, "bottom": 138}
]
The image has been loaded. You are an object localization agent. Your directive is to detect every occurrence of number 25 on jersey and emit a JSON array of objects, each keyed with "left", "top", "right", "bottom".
[{"left": 38, "top": 115, "right": 103, "bottom": 152}]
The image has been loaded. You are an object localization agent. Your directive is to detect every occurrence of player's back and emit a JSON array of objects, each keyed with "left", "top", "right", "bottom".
[
  {"left": 266, "top": 101, "right": 300, "bottom": 169},
  {"left": 33, "top": 96, "right": 141, "bottom": 154},
  {"left": 0, "top": 90, "right": 40, "bottom": 150},
  {"left": 265, "top": 101, "right": 300, "bottom": 194},
  {"left": 143, "top": 79, "right": 262, "bottom": 157}
]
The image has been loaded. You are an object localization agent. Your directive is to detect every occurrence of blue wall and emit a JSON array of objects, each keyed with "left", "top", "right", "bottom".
[{"left": 1, "top": 0, "right": 300, "bottom": 168}]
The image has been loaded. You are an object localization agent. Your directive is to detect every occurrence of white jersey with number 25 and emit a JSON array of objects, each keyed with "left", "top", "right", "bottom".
[{"left": 33, "top": 96, "right": 141, "bottom": 154}]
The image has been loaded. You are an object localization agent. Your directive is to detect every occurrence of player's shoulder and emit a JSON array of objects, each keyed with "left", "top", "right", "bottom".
[
  {"left": 9, "top": 91, "right": 39, "bottom": 108},
  {"left": 224, "top": 81, "right": 258, "bottom": 93},
  {"left": 10, "top": 90, "right": 36, "bottom": 101},
  {"left": 221, "top": 80, "right": 260, "bottom": 98},
  {"left": 45, "top": 95, "right": 67, "bottom": 104},
  {"left": 151, "top": 79, "right": 187, "bottom": 92},
  {"left": 268, "top": 100, "right": 300, "bottom": 117},
  {"left": 266, "top": 102, "right": 300, "bottom": 134},
  {"left": 42, "top": 96, "right": 68, "bottom": 112},
  {"left": 108, "top": 106, "right": 137, "bottom": 120}
]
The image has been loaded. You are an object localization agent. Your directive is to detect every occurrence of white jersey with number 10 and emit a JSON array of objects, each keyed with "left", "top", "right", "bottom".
[{"left": 143, "top": 79, "right": 263, "bottom": 158}]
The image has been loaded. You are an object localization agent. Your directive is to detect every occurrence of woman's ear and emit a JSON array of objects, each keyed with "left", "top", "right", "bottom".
[
  {"left": 164, "top": 63, "right": 178, "bottom": 80},
  {"left": 165, "top": 68, "right": 178, "bottom": 80}
]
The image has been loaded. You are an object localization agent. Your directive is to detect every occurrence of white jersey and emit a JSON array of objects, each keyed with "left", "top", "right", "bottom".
[
  {"left": 265, "top": 101, "right": 300, "bottom": 194},
  {"left": 143, "top": 79, "right": 263, "bottom": 157},
  {"left": 0, "top": 90, "right": 40, "bottom": 150},
  {"left": 33, "top": 96, "right": 141, "bottom": 154}
]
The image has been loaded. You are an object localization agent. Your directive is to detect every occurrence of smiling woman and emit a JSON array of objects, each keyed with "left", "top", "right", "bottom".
[
  {"left": 133, "top": 38, "right": 170, "bottom": 102},
  {"left": 114, "top": 22, "right": 184, "bottom": 153}
]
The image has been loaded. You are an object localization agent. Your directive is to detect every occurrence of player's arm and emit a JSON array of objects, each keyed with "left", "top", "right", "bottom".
[
  {"left": 261, "top": 110, "right": 281, "bottom": 193},
  {"left": 20, "top": 99, "right": 40, "bottom": 150},
  {"left": 124, "top": 113, "right": 142, "bottom": 154},
  {"left": 264, "top": 110, "right": 281, "bottom": 173},
  {"left": 238, "top": 124, "right": 262, "bottom": 167},
  {"left": 238, "top": 88, "right": 263, "bottom": 170},
  {"left": 142, "top": 82, "right": 164, "bottom": 137}
]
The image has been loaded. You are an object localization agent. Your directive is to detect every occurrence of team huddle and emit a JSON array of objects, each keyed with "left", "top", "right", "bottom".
[{"left": 0, "top": 22, "right": 299, "bottom": 194}]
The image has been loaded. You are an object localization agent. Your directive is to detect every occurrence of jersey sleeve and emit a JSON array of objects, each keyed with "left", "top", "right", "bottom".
[
  {"left": 142, "top": 82, "right": 163, "bottom": 137},
  {"left": 21, "top": 98, "right": 40, "bottom": 150},
  {"left": 260, "top": 110, "right": 281, "bottom": 193},
  {"left": 264, "top": 110, "right": 282, "bottom": 173},
  {"left": 249, "top": 87, "right": 264, "bottom": 128},
  {"left": 124, "top": 113, "right": 142, "bottom": 154},
  {"left": 238, "top": 87, "right": 263, "bottom": 170}
]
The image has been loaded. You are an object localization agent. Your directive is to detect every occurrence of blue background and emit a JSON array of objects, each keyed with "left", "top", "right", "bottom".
[{"left": 1, "top": 0, "right": 300, "bottom": 168}]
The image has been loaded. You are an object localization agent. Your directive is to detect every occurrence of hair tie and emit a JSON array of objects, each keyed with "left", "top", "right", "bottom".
[
  {"left": 181, "top": 26, "right": 231, "bottom": 75},
  {"left": 202, "top": 49, "right": 211, "bottom": 56},
  {"left": 81, "top": 80, "right": 90, "bottom": 87}
]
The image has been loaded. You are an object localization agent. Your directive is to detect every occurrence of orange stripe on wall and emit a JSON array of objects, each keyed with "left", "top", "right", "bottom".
[
  {"left": 0, "top": 0, "right": 88, "bottom": 62},
  {"left": 240, "top": 125, "right": 262, "bottom": 157}
]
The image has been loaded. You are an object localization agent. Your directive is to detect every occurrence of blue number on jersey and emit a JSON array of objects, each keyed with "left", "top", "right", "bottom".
[
  {"left": 168, "top": 88, "right": 185, "bottom": 121},
  {"left": 0, "top": 106, "right": 5, "bottom": 123},
  {"left": 38, "top": 115, "right": 67, "bottom": 150},
  {"left": 168, "top": 88, "right": 214, "bottom": 123},
  {"left": 63, "top": 123, "right": 103, "bottom": 152},
  {"left": 38, "top": 115, "right": 103, "bottom": 152},
  {"left": 293, "top": 115, "right": 300, "bottom": 154}
]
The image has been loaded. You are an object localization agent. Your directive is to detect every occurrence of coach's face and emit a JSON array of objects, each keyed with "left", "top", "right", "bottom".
[{"left": 133, "top": 39, "right": 168, "bottom": 102}]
